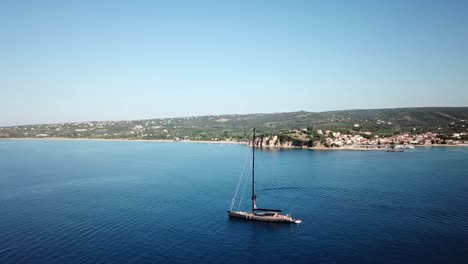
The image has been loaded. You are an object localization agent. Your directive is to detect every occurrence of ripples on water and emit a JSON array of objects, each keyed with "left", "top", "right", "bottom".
[{"left": 0, "top": 140, "right": 467, "bottom": 263}]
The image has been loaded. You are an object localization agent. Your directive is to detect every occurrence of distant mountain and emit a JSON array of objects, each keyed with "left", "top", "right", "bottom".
[{"left": 1, "top": 107, "right": 467, "bottom": 140}]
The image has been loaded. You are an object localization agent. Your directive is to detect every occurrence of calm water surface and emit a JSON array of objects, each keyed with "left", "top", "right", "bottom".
[{"left": 0, "top": 140, "right": 467, "bottom": 263}]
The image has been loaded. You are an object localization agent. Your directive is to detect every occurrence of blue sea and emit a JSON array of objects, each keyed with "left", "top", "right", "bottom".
[{"left": 0, "top": 140, "right": 467, "bottom": 264}]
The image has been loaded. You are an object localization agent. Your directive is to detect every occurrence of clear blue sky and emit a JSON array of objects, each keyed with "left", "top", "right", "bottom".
[{"left": 1, "top": 0, "right": 467, "bottom": 126}]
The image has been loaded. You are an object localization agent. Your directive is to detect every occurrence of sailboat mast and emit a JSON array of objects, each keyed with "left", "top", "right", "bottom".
[{"left": 252, "top": 128, "right": 256, "bottom": 213}]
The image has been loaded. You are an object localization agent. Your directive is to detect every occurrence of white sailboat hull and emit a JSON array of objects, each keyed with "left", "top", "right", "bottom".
[{"left": 228, "top": 211, "right": 301, "bottom": 224}]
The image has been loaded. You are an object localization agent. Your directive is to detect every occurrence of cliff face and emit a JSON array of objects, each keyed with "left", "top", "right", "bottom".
[{"left": 249, "top": 135, "right": 323, "bottom": 148}]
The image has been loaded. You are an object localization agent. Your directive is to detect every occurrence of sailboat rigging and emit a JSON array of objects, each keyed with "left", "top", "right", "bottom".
[{"left": 227, "top": 128, "right": 302, "bottom": 224}]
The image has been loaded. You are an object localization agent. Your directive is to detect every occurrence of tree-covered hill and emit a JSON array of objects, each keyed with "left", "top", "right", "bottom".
[{"left": 1, "top": 107, "right": 467, "bottom": 140}]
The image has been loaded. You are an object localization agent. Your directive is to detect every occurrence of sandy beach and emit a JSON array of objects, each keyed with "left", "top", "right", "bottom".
[
  {"left": 1, "top": 138, "right": 466, "bottom": 151},
  {"left": 0, "top": 137, "right": 248, "bottom": 145}
]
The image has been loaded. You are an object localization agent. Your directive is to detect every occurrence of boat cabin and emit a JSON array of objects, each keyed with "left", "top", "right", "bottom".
[{"left": 253, "top": 208, "right": 282, "bottom": 216}]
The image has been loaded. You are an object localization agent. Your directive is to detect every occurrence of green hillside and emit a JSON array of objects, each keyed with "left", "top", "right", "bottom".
[{"left": 1, "top": 107, "right": 467, "bottom": 140}]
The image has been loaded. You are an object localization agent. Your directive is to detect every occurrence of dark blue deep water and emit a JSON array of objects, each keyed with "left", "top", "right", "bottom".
[{"left": 0, "top": 140, "right": 467, "bottom": 263}]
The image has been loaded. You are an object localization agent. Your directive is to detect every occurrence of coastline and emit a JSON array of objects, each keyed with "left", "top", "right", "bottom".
[
  {"left": 0, "top": 137, "right": 247, "bottom": 145},
  {"left": 1, "top": 137, "right": 466, "bottom": 150},
  {"left": 262, "top": 144, "right": 467, "bottom": 151}
]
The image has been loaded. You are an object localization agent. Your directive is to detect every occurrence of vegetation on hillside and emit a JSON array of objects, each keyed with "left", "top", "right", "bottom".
[{"left": 1, "top": 107, "right": 467, "bottom": 142}]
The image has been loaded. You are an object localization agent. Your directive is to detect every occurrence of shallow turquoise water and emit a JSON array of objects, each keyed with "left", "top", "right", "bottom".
[{"left": 0, "top": 140, "right": 467, "bottom": 263}]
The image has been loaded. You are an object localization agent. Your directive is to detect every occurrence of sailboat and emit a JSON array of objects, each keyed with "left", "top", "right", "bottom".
[{"left": 227, "top": 128, "right": 302, "bottom": 224}]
